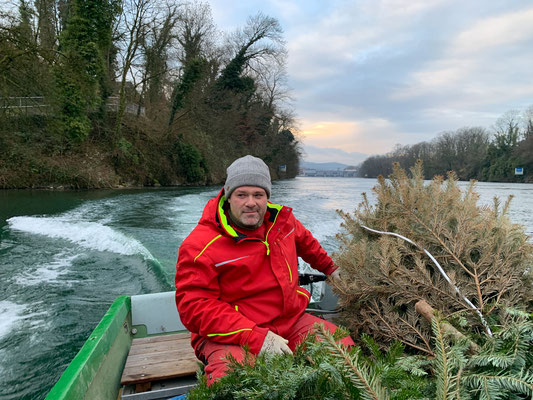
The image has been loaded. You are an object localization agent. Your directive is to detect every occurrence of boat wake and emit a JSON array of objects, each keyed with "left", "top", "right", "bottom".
[
  {"left": 8, "top": 216, "right": 155, "bottom": 259},
  {"left": 7, "top": 214, "right": 171, "bottom": 288}
]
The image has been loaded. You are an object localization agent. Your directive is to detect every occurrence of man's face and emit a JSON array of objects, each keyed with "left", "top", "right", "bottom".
[{"left": 228, "top": 186, "right": 268, "bottom": 229}]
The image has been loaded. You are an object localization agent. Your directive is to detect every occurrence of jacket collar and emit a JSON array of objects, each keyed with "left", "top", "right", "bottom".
[{"left": 214, "top": 189, "right": 284, "bottom": 242}]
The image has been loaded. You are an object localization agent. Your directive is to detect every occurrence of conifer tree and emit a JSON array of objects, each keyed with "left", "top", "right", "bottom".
[
  {"left": 54, "top": 0, "right": 119, "bottom": 141},
  {"left": 334, "top": 162, "right": 533, "bottom": 354}
]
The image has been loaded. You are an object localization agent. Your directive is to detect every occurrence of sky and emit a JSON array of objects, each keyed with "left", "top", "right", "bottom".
[{"left": 209, "top": 0, "right": 533, "bottom": 165}]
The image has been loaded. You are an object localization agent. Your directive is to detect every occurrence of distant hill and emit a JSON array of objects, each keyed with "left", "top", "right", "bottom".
[
  {"left": 302, "top": 145, "right": 368, "bottom": 166},
  {"left": 300, "top": 161, "right": 351, "bottom": 171}
]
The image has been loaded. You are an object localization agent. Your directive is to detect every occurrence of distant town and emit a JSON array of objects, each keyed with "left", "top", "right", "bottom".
[{"left": 298, "top": 162, "right": 360, "bottom": 177}]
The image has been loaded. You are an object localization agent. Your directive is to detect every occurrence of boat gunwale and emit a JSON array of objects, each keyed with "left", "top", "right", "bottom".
[{"left": 45, "top": 295, "right": 132, "bottom": 400}]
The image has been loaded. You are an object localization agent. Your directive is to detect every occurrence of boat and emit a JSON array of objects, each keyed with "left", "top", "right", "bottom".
[{"left": 45, "top": 273, "right": 337, "bottom": 400}]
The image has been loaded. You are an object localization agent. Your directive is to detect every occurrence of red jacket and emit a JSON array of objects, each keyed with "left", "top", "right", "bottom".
[{"left": 175, "top": 189, "right": 337, "bottom": 355}]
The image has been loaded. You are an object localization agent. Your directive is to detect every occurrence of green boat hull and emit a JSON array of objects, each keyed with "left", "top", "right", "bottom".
[{"left": 45, "top": 296, "right": 133, "bottom": 400}]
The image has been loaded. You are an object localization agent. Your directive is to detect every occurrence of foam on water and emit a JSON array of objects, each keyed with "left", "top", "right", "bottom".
[
  {"left": 0, "top": 301, "right": 46, "bottom": 341},
  {"left": 169, "top": 192, "right": 217, "bottom": 215},
  {"left": 0, "top": 301, "right": 26, "bottom": 340},
  {"left": 169, "top": 196, "right": 204, "bottom": 219},
  {"left": 8, "top": 216, "right": 155, "bottom": 260},
  {"left": 14, "top": 252, "right": 80, "bottom": 286}
]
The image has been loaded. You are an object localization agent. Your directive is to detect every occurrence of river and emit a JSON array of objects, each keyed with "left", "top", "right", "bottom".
[{"left": 0, "top": 177, "right": 532, "bottom": 399}]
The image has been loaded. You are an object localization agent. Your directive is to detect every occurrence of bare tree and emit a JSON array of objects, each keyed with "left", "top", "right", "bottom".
[
  {"left": 454, "top": 127, "right": 490, "bottom": 178},
  {"left": 114, "top": 0, "right": 153, "bottom": 136},
  {"left": 492, "top": 110, "right": 521, "bottom": 153},
  {"left": 521, "top": 105, "right": 533, "bottom": 138},
  {"left": 174, "top": 1, "right": 216, "bottom": 66},
  {"left": 167, "top": 2, "right": 217, "bottom": 127},
  {"left": 217, "top": 12, "right": 285, "bottom": 92},
  {"left": 138, "top": 4, "right": 180, "bottom": 118},
  {"left": 253, "top": 57, "right": 291, "bottom": 111}
]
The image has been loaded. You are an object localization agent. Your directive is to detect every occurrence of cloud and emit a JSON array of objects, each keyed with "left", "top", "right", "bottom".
[
  {"left": 300, "top": 117, "right": 408, "bottom": 155},
  {"left": 391, "top": 7, "right": 533, "bottom": 107},
  {"left": 286, "top": 0, "right": 451, "bottom": 81},
  {"left": 453, "top": 8, "right": 533, "bottom": 54}
]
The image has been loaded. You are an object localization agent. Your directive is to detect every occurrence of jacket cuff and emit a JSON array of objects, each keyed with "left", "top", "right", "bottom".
[
  {"left": 245, "top": 325, "right": 269, "bottom": 354},
  {"left": 324, "top": 263, "right": 338, "bottom": 276}
]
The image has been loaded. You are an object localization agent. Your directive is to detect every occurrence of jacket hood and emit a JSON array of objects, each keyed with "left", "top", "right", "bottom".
[{"left": 198, "top": 188, "right": 225, "bottom": 229}]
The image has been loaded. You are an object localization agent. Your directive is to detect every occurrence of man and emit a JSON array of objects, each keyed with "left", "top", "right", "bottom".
[{"left": 175, "top": 155, "right": 354, "bottom": 385}]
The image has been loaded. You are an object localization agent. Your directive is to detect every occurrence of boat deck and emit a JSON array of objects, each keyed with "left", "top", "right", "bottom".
[{"left": 121, "top": 332, "right": 199, "bottom": 394}]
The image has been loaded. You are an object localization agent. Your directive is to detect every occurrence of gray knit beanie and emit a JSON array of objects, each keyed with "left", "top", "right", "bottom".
[{"left": 224, "top": 155, "right": 271, "bottom": 198}]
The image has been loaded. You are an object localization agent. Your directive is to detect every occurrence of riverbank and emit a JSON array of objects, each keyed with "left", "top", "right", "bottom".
[
  {"left": 0, "top": 114, "right": 298, "bottom": 190},
  {"left": 1, "top": 114, "right": 204, "bottom": 189}
]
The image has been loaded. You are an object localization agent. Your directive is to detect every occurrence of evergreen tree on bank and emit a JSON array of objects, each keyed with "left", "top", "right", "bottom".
[{"left": 53, "top": 0, "right": 120, "bottom": 141}]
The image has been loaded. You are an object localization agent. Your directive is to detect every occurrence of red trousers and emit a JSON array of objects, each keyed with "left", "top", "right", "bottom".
[{"left": 196, "top": 313, "right": 355, "bottom": 386}]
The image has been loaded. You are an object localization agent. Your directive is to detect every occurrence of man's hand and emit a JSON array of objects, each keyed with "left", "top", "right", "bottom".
[
  {"left": 330, "top": 268, "right": 342, "bottom": 283},
  {"left": 260, "top": 331, "right": 293, "bottom": 355}
]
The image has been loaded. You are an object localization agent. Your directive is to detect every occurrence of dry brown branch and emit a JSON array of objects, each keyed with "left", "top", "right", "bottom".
[{"left": 415, "top": 300, "right": 479, "bottom": 353}]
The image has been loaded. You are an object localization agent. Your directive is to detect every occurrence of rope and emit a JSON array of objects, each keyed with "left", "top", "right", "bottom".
[{"left": 359, "top": 223, "right": 493, "bottom": 336}]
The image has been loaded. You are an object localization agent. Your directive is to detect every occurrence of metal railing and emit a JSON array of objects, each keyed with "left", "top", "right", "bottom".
[
  {"left": 1, "top": 96, "right": 49, "bottom": 109},
  {"left": 1, "top": 96, "right": 144, "bottom": 116}
]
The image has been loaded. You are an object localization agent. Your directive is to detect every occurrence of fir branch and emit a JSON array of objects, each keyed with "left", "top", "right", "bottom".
[
  {"left": 383, "top": 165, "right": 486, "bottom": 311},
  {"left": 432, "top": 317, "right": 454, "bottom": 399},
  {"left": 463, "top": 373, "right": 533, "bottom": 398},
  {"left": 474, "top": 333, "right": 531, "bottom": 371},
  {"left": 187, "top": 311, "right": 532, "bottom": 400},
  {"left": 416, "top": 300, "right": 480, "bottom": 353},
  {"left": 360, "top": 223, "right": 492, "bottom": 336},
  {"left": 450, "top": 366, "right": 470, "bottom": 400},
  {"left": 397, "top": 314, "right": 434, "bottom": 354},
  {"left": 314, "top": 323, "right": 390, "bottom": 400}
]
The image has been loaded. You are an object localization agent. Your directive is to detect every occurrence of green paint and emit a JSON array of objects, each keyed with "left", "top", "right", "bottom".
[
  {"left": 45, "top": 296, "right": 132, "bottom": 400},
  {"left": 131, "top": 324, "right": 149, "bottom": 338},
  {"left": 84, "top": 319, "right": 132, "bottom": 400}
]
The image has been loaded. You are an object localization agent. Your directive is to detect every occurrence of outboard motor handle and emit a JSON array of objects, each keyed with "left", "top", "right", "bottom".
[{"left": 298, "top": 273, "right": 327, "bottom": 285}]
